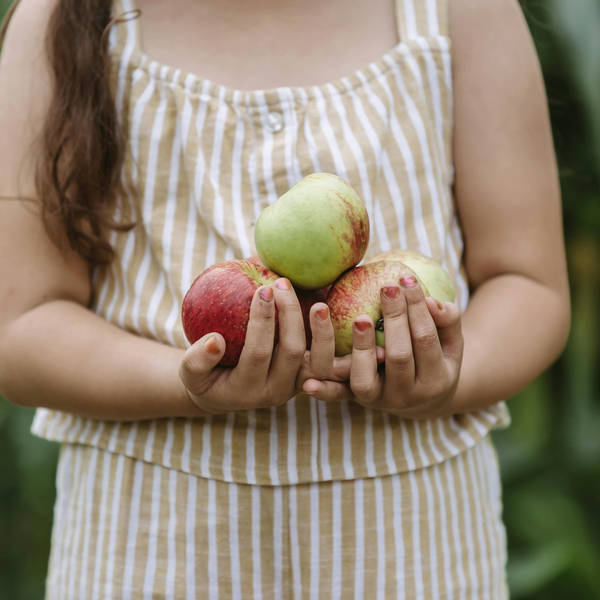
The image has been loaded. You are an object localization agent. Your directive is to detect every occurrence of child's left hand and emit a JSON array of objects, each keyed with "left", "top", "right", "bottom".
[{"left": 302, "top": 276, "right": 464, "bottom": 419}]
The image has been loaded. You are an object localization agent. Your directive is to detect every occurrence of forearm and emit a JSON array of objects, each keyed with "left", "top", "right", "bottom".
[
  {"left": 453, "top": 274, "right": 570, "bottom": 412},
  {"left": 0, "top": 299, "right": 207, "bottom": 420}
]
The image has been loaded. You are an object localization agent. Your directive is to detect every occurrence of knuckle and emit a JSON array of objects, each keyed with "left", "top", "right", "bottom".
[
  {"left": 353, "top": 339, "right": 375, "bottom": 352},
  {"left": 351, "top": 378, "right": 374, "bottom": 397},
  {"left": 255, "top": 306, "right": 275, "bottom": 322},
  {"left": 383, "top": 299, "right": 408, "bottom": 319},
  {"left": 279, "top": 342, "right": 305, "bottom": 363},
  {"left": 181, "top": 350, "right": 200, "bottom": 375},
  {"left": 414, "top": 329, "right": 439, "bottom": 349},
  {"left": 385, "top": 350, "right": 413, "bottom": 369},
  {"left": 247, "top": 345, "right": 273, "bottom": 365}
]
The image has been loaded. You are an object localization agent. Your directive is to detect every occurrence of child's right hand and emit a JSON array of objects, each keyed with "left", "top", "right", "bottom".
[{"left": 179, "top": 278, "right": 347, "bottom": 414}]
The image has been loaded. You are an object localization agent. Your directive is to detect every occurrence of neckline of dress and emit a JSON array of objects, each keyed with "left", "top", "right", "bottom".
[{"left": 126, "top": 37, "right": 449, "bottom": 108}]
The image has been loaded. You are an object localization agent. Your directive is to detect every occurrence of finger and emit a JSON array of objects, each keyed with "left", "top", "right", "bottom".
[
  {"left": 425, "top": 297, "right": 464, "bottom": 367},
  {"left": 400, "top": 275, "right": 444, "bottom": 382},
  {"left": 350, "top": 316, "right": 382, "bottom": 404},
  {"left": 234, "top": 286, "right": 276, "bottom": 385},
  {"left": 380, "top": 283, "right": 415, "bottom": 389},
  {"left": 179, "top": 333, "right": 226, "bottom": 396},
  {"left": 308, "top": 303, "right": 336, "bottom": 379},
  {"left": 269, "top": 278, "right": 307, "bottom": 388},
  {"left": 331, "top": 355, "right": 352, "bottom": 381},
  {"left": 303, "top": 379, "right": 353, "bottom": 403}
]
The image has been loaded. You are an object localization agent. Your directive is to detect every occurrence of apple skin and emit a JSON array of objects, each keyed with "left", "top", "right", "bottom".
[
  {"left": 327, "top": 260, "right": 418, "bottom": 356},
  {"left": 364, "top": 249, "right": 455, "bottom": 302},
  {"left": 181, "top": 259, "right": 280, "bottom": 366},
  {"left": 254, "top": 173, "right": 370, "bottom": 290}
]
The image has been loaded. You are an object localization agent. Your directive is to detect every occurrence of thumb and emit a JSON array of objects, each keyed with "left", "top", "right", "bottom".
[
  {"left": 179, "top": 333, "right": 225, "bottom": 396},
  {"left": 424, "top": 298, "right": 463, "bottom": 365}
]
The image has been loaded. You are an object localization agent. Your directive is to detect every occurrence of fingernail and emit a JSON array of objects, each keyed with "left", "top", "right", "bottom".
[
  {"left": 400, "top": 275, "right": 417, "bottom": 288},
  {"left": 275, "top": 278, "right": 291, "bottom": 291},
  {"left": 382, "top": 285, "right": 400, "bottom": 299},
  {"left": 317, "top": 306, "right": 329, "bottom": 320},
  {"left": 204, "top": 335, "right": 220, "bottom": 354},
  {"left": 355, "top": 320, "right": 371, "bottom": 332},
  {"left": 259, "top": 287, "right": 274, "bottom": 301}
]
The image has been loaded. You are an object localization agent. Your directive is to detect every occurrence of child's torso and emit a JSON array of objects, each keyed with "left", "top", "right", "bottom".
[{"left": 31, "top": 0, "right": 510, "bottom": 485}]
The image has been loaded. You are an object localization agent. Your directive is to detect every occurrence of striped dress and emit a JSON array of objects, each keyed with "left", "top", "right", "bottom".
[{"left": 33, "top": 0, "right": 511, "bottom": 597}]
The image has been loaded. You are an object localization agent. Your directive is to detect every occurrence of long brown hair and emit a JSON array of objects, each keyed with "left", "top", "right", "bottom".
[{"left": 1, "top": 0, "right": 134, "bottom": 266}]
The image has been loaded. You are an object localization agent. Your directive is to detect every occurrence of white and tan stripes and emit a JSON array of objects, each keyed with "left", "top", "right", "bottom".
[
  {"left": 45, "top": 437, "right": 508, "bottom": 599},
  {"left": 33, "top": 0, "right": 510, "bottom": 487}
]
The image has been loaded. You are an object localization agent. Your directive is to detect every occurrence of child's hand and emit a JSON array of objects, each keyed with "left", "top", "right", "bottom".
[
  {"left": 179, "top": 278, "right": 308, "bottom": 414},
  {"left": 294, "top": 303, "right": 385, "bottom": 394},
  {"left": 302, "top": 277, "right": 464, "bottom": 419}
]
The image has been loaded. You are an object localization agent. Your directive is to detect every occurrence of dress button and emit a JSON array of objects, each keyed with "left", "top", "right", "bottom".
[{"left": 266, "top": 111, "right": 284, "bottom": 132}]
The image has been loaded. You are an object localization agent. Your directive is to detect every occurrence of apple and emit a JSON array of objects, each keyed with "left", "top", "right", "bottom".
[
  {"left": 327, "top": 260, "right": 420, "bottom": 355},
  {"left": 254, "top": 172, "right": 370, "bottom": 289},
  {"left": 364, "top": 249, "right": 455, "bottom": 302},
  {"left": 181, "top": 258, "right": 280, "bottom": 366}
]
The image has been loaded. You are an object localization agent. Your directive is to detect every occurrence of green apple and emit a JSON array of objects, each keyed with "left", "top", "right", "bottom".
[
  {"left": 364, "top": 249, "right": 455, "bottom": 302},
  {"left": 254, "top": 173, "right": 369, "bottom": 289}
]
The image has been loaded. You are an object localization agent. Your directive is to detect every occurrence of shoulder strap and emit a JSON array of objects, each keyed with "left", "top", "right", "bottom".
[
  {"left": 105, "top": 0, "right": 142, "bottom": 55},
  {"left": 394, "top": 0, "right": 449, "bottom": 40}
]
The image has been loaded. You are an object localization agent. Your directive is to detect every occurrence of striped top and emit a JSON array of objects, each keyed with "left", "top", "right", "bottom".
[{"left": 32, "top": 0, "right": 510, "bottom": 485}]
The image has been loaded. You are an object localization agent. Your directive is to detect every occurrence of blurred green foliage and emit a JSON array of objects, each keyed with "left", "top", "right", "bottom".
[{"left": 1, "top": 0, "right": 599, "bottom": 598}]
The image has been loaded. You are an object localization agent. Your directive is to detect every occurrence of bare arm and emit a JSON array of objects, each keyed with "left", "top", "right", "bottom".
[
  {"left": 0, "top": 0, "right": 341, "bottom": 420},
  {"left": 0, "top": 2, "right": 219, "bottom": 420},
  {"left": 0, "top": 1, "right": 195, "bottom": 419},
  {"left": 449, "top": 0, "right": 570, "bottom": 410}
]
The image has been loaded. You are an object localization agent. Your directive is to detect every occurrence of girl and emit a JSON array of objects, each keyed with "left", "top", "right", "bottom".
[{"left": 0, "top": 0, "right": 570, "bottom": 597}]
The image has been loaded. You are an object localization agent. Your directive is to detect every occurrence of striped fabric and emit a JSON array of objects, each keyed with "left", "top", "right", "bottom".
[
  {"left": 32, "top": 0, "right": 509, "bottom": 488},
  {"left": 45, "top": 437, "right": 508, "bottom": 599}
]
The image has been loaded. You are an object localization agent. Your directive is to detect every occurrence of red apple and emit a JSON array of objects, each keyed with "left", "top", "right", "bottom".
[
  {"left": 326, "top": 260, "right": 418, "bottom": 356},
  {"left": 182, "top": 258, "right": 280, "bottom": 366}
]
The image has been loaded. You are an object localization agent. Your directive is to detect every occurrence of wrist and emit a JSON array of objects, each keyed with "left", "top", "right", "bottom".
[{"left": 176, "top": 371, "right": 216, "bottom": 418}]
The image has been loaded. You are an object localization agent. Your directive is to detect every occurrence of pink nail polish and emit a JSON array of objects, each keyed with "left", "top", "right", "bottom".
[
  {"left": 400, "top": 275, "right": 417, "bottom": 288},
  {"left": 355, "top": 320, "right": 371, "bottom": 332},
  {"left": 259, "top": 287, "right": 274, "bottom": 301},
  {"left": 204, "top": 335, "right": 220, "bottom": 354},
  {"left": 382, "top": 285, "right": 400, "bottom": 299},
  {"left": 316, "top": 306, "right": 329, "bottom": 320},
  {"left": 275, "top": 278, "right": 291, "bottom": 291}
]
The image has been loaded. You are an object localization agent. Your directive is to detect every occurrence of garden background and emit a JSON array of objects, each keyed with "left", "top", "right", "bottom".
[{"left": 1, "top": 0, "right": 599, "bottom": 597}]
